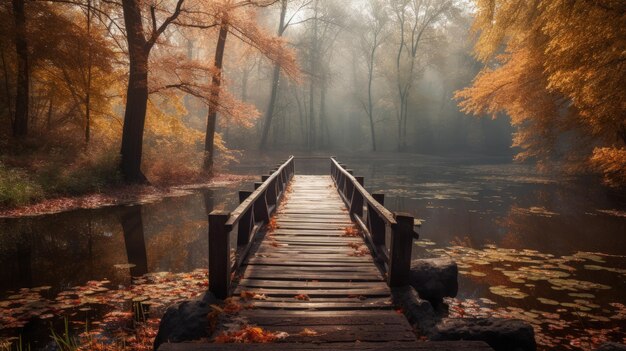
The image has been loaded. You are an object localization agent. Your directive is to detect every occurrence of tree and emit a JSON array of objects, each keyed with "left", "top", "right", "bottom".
[
  {"left": 259, "top": 0, "right": 288, "bottom": 149},
  {"left": 389, "top": 0, "right": 454, "bottom": 151},
  {"left": 197, "top": 0, "right": 300, "bottom": 173},
  {"left": 119, "top": 0, "right": 185, "bottom": 183},
  {"left": 204, "top": 14, "right": 229, "bottom": 173},
  {"left": 456, "top": 0, "right": 626, "bottom": 187},
  {"left": 357, "top": 0, "right": 388, "bottom": 151},
  {"left": 11, "top": 0, "right": 28, "bottom": 137}
]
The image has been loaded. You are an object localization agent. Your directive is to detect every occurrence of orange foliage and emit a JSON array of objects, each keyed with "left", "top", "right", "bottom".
[
  {"left": 294, "top": 294, "right": 310, "bottom": 301},
  {"left": 343, "top": 227, "right": 360, "bottom": 237},
  {"left": 457, "top": 0, "right": 626, "bottom": 186},
  {"left": 215, "top": 326, "right": 288, "bottom": 343}
]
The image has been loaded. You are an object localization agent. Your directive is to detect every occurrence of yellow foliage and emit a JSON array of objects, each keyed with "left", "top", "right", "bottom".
[{"left": 458, "top": 0, "right": 626, "bottom": 186}]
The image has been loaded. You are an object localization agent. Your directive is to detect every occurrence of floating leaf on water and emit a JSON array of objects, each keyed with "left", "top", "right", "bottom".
[
  {"left": 568, "top": 293, "right": 595, "bottom": 299},
  {"left": 538, "top": 298, "right": 559, "bottom": 305},
  {"left": 113, "top": 263, "right": 136, "bottom": 269},
  {"left": 31, "top": 286, "right": 52, "bottom": 292},
  {"left": 489, "top": 285, "right": 528, "bottom": 299},
  {"left": 548, "top": 278, "right": 611, "bottom": 292},
  {"left": 584, "top": 265, "right": 626, "bottom": 275},
  {"left": 573, "top": 252, "right": 606, "bottom": 263}
]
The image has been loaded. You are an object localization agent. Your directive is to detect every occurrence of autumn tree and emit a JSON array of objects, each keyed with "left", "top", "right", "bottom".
[
  {"left": 456, "top": 0, "right": 626, "bottom": 187},
  {"left": 186, "top": 0, "right": 299, "bottom": 174},
  {"left": 118, "top": 0, "right": 185, "bottom": 183}
]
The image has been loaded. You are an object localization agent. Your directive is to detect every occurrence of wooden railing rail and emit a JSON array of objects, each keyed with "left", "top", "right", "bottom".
[
  {"left": 330, "top": 157, "right": 418, "bottom": 287},
  {"left": 208, "top": 156, "right": 295, "bottom": 298}
]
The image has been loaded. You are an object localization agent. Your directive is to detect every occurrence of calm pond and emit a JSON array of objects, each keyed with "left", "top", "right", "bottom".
[{"left": 1, "top": 154, "right": 625, "bottom": 350}]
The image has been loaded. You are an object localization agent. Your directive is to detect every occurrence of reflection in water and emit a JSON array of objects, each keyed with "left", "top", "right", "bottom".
[{"left": 120, "top": 206, "right": 148, "bottom": 278}]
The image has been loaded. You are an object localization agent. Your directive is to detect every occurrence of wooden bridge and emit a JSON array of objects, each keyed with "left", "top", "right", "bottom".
[{"left": 160, "top": 157, "right": 492, "bottom": 350}]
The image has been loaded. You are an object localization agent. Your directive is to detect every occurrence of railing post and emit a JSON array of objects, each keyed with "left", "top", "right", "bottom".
[
  {"left": 350, "top": 177, "right": 364, "bottom": 217},
  {"left": 388, "top": 213, "right": 414, "bottom": 287},
  {"left": 208, "top": 211, "right": 231, "bottom": 299},
  {"left": 237, "top": 191, "right": 253, "bottom": 246},
  {"left": 369, "top": 194, "right": 386, "bottom": 246}
]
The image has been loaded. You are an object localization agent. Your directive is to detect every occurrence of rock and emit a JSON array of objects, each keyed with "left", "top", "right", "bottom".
[
  {"left": 429, "top": 318, "right": 536, "bottom": 351},
  {"left": 391, "top": 286, "right": 438, "bottom": 334},
  {"left": 153, "top": 292, "right": 222, "bottom": 350},
  {"left": 596, "top": 343, "right": 626, "bottom": 351},
  {"left": 410, "top": 257, "right": 458, "bottom": 303}
]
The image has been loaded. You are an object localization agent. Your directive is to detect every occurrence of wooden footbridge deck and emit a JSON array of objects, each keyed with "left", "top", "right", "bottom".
[{"left": 160, "top": 157, "right": 492, "bottom": 351}]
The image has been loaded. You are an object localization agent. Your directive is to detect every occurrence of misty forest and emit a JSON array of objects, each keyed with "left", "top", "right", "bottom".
[{"left": 0, "top": 0, "right": 625, "bottom": 350}]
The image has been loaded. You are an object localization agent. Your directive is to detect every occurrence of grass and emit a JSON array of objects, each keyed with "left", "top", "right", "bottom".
[
  {"left": 0, "top": 146, "right": 123, "bottom": 209},
  {"left": 50, "top": 318, "right": 79, "bottom": 351},
  {"left": 0, "top": 163, "right": 44, "bottom": 207}
]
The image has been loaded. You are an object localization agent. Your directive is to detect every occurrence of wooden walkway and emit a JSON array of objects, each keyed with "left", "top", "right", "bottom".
[
  {"left": 231, "top": 175, "right": 416, "bottom": 343},
  {"left": 159, "top": 157, "right": 492, "bottom": 350}
]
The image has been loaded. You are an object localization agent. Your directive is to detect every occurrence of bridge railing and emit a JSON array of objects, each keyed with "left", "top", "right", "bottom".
[
  {"left": 208, "top": 156, "right": 295, "bottom": 298},
  {"left": 330, "top": 157, "right": 417, "bottom": 287}
]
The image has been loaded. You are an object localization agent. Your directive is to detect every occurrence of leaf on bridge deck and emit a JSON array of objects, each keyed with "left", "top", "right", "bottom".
[
  {"left": 343, "top": 226, "right": 360, "bottom": 237},
  {"left": 294, "top": 294, "right": 310, "bottom": 301},
  {"left": 215, "top": 326, "right": 289, "bottom": 343},
  {"left": 298, "top": 328, "right": 319, "bottom": 337}
]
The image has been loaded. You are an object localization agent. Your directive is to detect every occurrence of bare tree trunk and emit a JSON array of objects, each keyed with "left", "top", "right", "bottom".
[
  {"left": 367, "top": 47, "right": 377, "bottom": 151},
  {"left": 319, "top": 79, "right": 329, "bottom": 148},
  {"left": 259, "top": 0, "right": 287, "bottom": 149},
  {"left": 85, "top": 0, "right": 92, "bottom": 143},
  {"left": 12, "top": 0, "right": 28, "bottom": 137},
  {"left": 47, "top": 96, "right": 52, "bottom": 130},
  {"left": 120, "top": 0, "right": 150, "bottom": 183},
  {"left": 203, "top": 18, "right": 229, "bottom": 175},
  {"left": 1, "top": 49, "right": 14, "bottom": 126}
]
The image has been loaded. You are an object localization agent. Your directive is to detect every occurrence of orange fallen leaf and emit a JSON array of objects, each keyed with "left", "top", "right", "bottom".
[
  {"left": 294, "top": 294, "right": 310, "bottom": 301},
  {"left": 342, "top": 227, "right": 359, "bottom": 237},
  {"left": 299, "top": 328, "right": 319, "bottom": 336},
  {"left": 215, "top": 326, "right": 288, "bottom": 343}
]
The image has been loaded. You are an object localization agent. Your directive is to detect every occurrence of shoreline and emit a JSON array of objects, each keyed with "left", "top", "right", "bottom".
[{"left": 0, "top": 173, "right": 254, "bottom": 219}]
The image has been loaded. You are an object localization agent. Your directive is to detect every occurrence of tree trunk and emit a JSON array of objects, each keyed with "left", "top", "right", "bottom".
[
  {"left": 259, "top": 64, "right": 281, "bottom": 149},
  {"left": 259, "top": 0, "right": 287, "bottom": 149},
  {"left": 85, "top": 0, "right": 92, "bottom": 143},
  {"left": 319, "top": 80, "right": 329, "bottom": 148},
  {"left": 12, "top": 0, "right": 28, "bottom": 137},
  {"left": 120, "top": 0, "right": 150, "bottom": 183},
  {"left": 203, "top": 19, "right": 229, "bottom": 175},
  {"left": 367, "top": 50, "right": 376, "bottom": 151}
]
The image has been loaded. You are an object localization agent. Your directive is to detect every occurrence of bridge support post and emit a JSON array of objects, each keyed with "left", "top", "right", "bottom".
[
  {"left": 388, "top": 213, "right": 414, "bottom": 287},
  {"left": 209, "top": 211, "right": 231, "bottom": 299},
  {"left": 369, "top": 193, "right": 386, "bottom": 246},
  {"left": 238, "top": 191, "right": 253, "bottom": 246}
]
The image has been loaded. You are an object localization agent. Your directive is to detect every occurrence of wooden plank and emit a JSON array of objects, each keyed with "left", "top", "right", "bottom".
[
  {"left": 237, "top": 310, "right": 406, "bottom": 326},
  {"left": 230, "top": 300, "right": 393, "bottom": 310},
  {"left": 160, "top": 341, "right": 494, "bottom": 351},
  {"left": 246, "top": 258, "right": 372, "bottom": 266},
  {"left": 248, "top": 254, "right": 373, "bottom": 262},
  {"left": 235, "top": 279, "right": 388, "bottom": 289},
  {"left": 242, "top": 271, "right": 382, "bottom": 281},
  {"left": 235, "top": 285, "right": 390, "bottom": 302},
  {"left": 244, "top": 266, "right": 380, "bottom": 275}
]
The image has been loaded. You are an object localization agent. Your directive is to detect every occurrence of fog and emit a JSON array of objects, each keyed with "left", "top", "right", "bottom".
[{"left": 182, "top": 0, "right": 514, "bottom": 156}]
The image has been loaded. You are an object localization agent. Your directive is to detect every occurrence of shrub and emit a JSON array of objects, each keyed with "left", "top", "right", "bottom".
[{"left": 0, "top": 163, "right": 44, "bottom": 207}]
